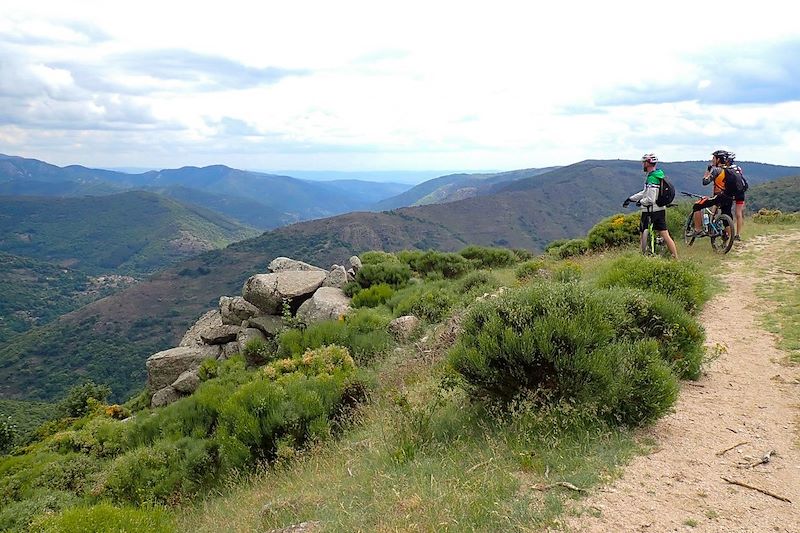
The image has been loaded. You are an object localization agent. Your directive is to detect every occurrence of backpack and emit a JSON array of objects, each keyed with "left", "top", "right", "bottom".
[
  {"left": 726, "top": 165, "right": 749, "bottom": 195},
  {"left": 656, "top": 175, "right": 675, "bottom": 206}
]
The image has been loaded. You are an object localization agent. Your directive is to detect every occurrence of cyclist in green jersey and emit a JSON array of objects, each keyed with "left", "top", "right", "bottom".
[{"left": 623, "top": 153, "right": 678, "bottom": 259}]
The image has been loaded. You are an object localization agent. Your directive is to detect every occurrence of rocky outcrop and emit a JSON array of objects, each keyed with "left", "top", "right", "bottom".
[
  {"left": 219, "top": 296, "right": 260, "bottom": 325},
  {"left": 179, "top": 310, "right": 223, "bottom": 347},
  {"left": 146, "top": 345, "right": 221, "bottom": 391},
  {"left": 296, "top": 287, "right": 351, "bottom": 324},
  {"left": 146, "top": 255, "right": 363, "bottom": 407},
  {"left": 242, "top": 271, "right": 327, "bottom": 314},
  {"left": 268, "top": 257, "right": 326, "bottom": 273}
]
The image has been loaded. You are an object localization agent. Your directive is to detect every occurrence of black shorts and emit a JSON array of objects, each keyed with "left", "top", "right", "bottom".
[
  {"left": 734, "top": 192, "right": 746, "bottom": 203},
  {"left": 640, "top": 210, "right": 667, "bottom": 232},
  {"left": 692, "top": 194, "right": 733, "bottom": 219}
]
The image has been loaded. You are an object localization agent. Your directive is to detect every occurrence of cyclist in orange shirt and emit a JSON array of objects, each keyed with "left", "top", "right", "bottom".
[{"left": 691, "top": 149, "right": 735, "bottom": 236}]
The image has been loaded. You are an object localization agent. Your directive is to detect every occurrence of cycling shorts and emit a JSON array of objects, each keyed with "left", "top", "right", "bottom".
[
  {"left": 640, "top": 210, "right": 667, "bottom": 232},
  {"left": 692, "top": 194, "right": 733, "bottom": 219}
]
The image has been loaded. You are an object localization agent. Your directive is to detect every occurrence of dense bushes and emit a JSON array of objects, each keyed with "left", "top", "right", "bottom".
[
  {"left": 355, "top": 262, "right": 412, "bottom": 289},
  {"left": 458, "top": 245, "right": 517, "bottom": 269},
  {"left": 448, "top": 281, "right": 704, "bottom": 425},
  {"left": 597, "top": 254, "right": 709, "bottom": 312}
]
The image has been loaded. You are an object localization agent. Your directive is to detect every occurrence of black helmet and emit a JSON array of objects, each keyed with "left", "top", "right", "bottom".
[{"left": 712, "top": 149, "right": 731, "bottom": 162}]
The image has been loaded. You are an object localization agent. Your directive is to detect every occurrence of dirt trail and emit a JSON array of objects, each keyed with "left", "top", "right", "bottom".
[{"left": 561, "top": 232, "right": 800, "bottom": 532}]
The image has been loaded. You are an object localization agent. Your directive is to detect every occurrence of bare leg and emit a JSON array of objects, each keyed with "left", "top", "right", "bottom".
[
  {"left": 735, "top": 202, "right": 745, "bottom": 237},
  {"left": 659, "top": 230, "right": 678, "bottom": 259}
]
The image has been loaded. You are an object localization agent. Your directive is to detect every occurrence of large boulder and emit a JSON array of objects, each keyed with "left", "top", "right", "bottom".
[
  {"left": 219, "top": 296, "right": 260, "bottom": 326},
  {"left": 296, "top": 287, "right": 351, "bottom": 324},
  {"left": 180, "top": 310, "right": 223, "bottom": 347},
  {"left": 349, "top": 255, "right": 362, "bottom": 273},
  {"left": 389, "top": 315, "right": 420, "bottom": 341},
  {"left": 151, "top": 386, "right": 181, "bottom": 408},
  {"left": 242, "top": 271, "right": 326, "bottom": 314},
  {"left": 200, "top": 325, "right": 240, "bottom": 345},
  {"left": 171, "top": 369, "right": 201, "bottom": 394},
  {"left": 219, "top": 341, "right": 240, "bottom": 360},
  {"left": 246, "top": 315, "right": 284, "bottom": 338},
  {"left": 146, "top": 345, "right": 221, "bottom": 391},
  {"left": 268, "top": 257, "right": 325, "bottom": 273},
  {"left": 322, "top": 265, "right": 348, "bottom": 289}
]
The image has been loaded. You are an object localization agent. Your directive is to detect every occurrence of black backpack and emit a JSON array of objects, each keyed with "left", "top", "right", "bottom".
[
  {"left": 727, "top": 165, "right": 748, "bottom": 194},
  {"left": 656, "top": 175, "right": 675, "bottom": 206}
]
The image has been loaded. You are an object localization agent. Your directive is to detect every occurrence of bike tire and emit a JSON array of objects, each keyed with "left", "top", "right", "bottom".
[
  {"left": 683, "top": 213, "right": 696, "bottom": 246},
  {"left": 710, "top": 214, "right": 735, "bottom": 254}
]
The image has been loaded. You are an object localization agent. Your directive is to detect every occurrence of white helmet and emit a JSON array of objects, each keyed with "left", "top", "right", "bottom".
[{"left": 640, "top": 153, "right": 658, "bottom": 164}]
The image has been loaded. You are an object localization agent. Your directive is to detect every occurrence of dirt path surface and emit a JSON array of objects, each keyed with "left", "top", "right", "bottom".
[{"left": 561, "top": 233, "right": 800, "bottom": 532}]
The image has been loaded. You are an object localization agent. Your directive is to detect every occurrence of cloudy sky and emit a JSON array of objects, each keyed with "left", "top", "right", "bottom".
[{"left": 1, "top": 0, "right": 799, "bottom": 175}]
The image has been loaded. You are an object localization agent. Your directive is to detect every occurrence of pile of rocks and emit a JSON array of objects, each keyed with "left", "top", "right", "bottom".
[{"left": 146, "top": 256, "right": 362, "bottom": 407}]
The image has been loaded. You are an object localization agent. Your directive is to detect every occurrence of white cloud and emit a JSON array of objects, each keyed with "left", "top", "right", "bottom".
[{"left": 1, "top": 0, "right": 799, "bottom": 171}]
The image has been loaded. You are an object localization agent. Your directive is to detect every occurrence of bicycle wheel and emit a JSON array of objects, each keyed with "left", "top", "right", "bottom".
[
  {"left": 683, "top": 213, "right": 696, "bottom": 246},
  {"left": 710, "top": 214, "right": 735, "bottom": 254}
]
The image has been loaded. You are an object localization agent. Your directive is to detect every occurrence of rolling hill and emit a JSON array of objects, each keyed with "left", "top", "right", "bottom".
[
  {"left": 0, "top": 191, "right": 259, "bottom": 276},
  {"left": 0, "top": 154, "right": 412, "bottom": 229},
  {"left": 747, "top": 175, "right": 800, "bottom": 212},
  {"left": 3, "top": 159, "right": 800, "bottom": 403}
]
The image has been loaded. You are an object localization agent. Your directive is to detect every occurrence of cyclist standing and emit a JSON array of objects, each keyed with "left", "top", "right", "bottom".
[
  {"left": 623, "top": 153, "right": 678, "bottom": 259},
  {"left": 691, "top": 149, "right": 735, "bottom": 237}
]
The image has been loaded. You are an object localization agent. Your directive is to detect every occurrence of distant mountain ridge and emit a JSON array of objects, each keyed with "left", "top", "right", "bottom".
[{"left": 0, "top": 154, "right": 412, "bottom": 229}]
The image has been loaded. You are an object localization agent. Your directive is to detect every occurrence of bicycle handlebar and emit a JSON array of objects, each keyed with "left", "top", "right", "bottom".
[{"left": 680, "top": 191, "right": 704, "bottom": 199}]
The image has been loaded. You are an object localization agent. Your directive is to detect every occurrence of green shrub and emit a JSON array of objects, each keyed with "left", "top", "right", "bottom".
[
  {"left": 0, "top": 489, "right": 79, "bottom": 533},
  {"left": 448, "top": 282, "right": 697, "bottom": 425},
  {"left": 101, "top": 436, "right": 219, "bottom": 504},
  {"left": 515, "top": 259, "right": 546, "bottom": 281},
  {"left": 242, "top": 337, "right": 278, "bottom": 367},
  {"left": 57, "top": 381, "right": 111, "bottom": 418},
  {"left": 355, "top": 262, "right": 412, "bottom": 289},
  {"left": 552, "top": 238, "right": 590, "bottom": 259},
  {"left": 458, "top": 245, "right": 517, "bottom": 268},
  {"left": 552, "top": 261, "right": 582, "bottom": 283},
  {"left": 511, "top": 248, "right": 535, "bottom": 261},
  {"left": 1, "top": 416, "right": 17, "bottom": 454},
  {"left": 597, "top": 254, "right": 709, "bottom": 312},
  {"left": 360, "top": 251, "right": 399, "bottom": 265},
  {"left": 398, "top": 250, "right": 474, "bottom": 279},
  {"left": 342, "top": 281, "right": 361, "bottom": 297},
  {"left": 277, "top": 313, "right": 392, "bottom": 365},
  {"left": 456, "top": 270, "right": 499, "bottom": 296},
  {"left": 29, "top": 502, "right": 175, "bottom": 532},
  {"left": 40, "top": 453, "right": 102, "bottom": 493},
  {"left": 586, "top": 213, "right": 640, "bottom": 249},
  {"left": 544, "top": 239, "right": 569, "bottom": 252},
  {"left": 389, "top": 281, "right": 458, "bottom": 322},
  {"left": 351, "top": 283, "right": 394, "bottom": 308}
]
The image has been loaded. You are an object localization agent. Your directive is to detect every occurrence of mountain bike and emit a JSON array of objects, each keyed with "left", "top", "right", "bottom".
[
  {"left": 625, "top": 203, "right": 674, "bottom": 257},
  {"left": 680, "top": 191, "right": 734, "bottom": 254}
]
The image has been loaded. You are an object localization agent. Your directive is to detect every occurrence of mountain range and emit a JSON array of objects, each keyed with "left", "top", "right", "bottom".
[{"left": 1, "top": 157, "right": 799, "bottom": 402}]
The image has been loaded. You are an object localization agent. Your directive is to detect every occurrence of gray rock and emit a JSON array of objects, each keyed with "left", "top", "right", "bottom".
[
  {"left": 296, "top": 287, "right": 351, "bottom": 324},
  {"left": 146, "top": 345, "right": 221, "bottom": 391},
  {"left": 171, "top": 370, "right": 201, "bottom": 394},
  {"left": 389, "top": 315, "right": 420, "bottom": 341},
  {"left": 200, "top": 325, "right": 240, "bottom": 345},
  {"left": 346, "top": 268, "right": 356, "bottom": 281},
  {"left": 246, "top": 315, "right": 285, "bottom": 337},
  {"left": 219, "top": 296, "right": 260, "bottom": 325},
  {"left": 219, "top": 341, "right": 240, "bottom": 360},
  {"left": 242, "top": 271, "right": 326, "bottom": 314},
  {"left": 349, "top": 255, "right": 362, "bottom": 272},
  {"left": 268, "top": 257, "right": 325, "bottom": 273},
  {"left": 237, "top": 327, "right": 267, "bottom": 363},
  {"left": 180, "top": 310, "right": 223, "bottom": 347},
  {"left": 322, "top": 265, "right": 349, "bottom": 289},
  {"left": 151, "top": 386, "right": 181, "bottom": 408}
]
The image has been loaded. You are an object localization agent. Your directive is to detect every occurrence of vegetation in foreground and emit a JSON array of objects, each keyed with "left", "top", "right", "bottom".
[{"left": 7, "top": 207, "right": 797, "bottom": 531}]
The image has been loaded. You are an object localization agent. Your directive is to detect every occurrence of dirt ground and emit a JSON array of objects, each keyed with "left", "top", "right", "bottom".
[{"left": 560, "top": 233, "right": 800, "bottom": 532}]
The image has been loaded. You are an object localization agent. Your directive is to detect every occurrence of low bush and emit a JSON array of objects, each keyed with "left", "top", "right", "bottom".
[
  {"left": 459, "top": 245, "right": 517, "bottom": 269},
  {"left": 586, "top": 213, "right": 640, "bottom": 249},
  {"left": 355, "top": 262, "right": 412, "bottom": 289},
  {"left": 360, "top": 251, "right": 400, "bottom": 265},
  {"left": 597, "top": 253, "right": 709, "bottom": 312},
  {"left": 351, "top": 283, "right": 394, "bottom": 308},
  {"left": 397, "top": 250, "right": 473, "bottom": 279},
  {"left": 515, "top": 259, "right": 546, "bottom": 281},
  {"left": 57, "top": 381, "right": 111, "bottom": 418},
  {"left": 455, "top": 270, "right": 500, "bottom": 296},
  {"left": 448, "top": 281, "right": 702, "bottom": 425},
  {"left": 752, "top": 208, "right": 800, "bottom": 224},
  {"left": 388, "top": 281, "right": 458, "bottom": 322},
  {"left": 0, "top": 489, "right": 79, "bottom": 533},
  {"left": 29, "top": 502, "right": 174, "bottom": 532},
  {"left": 552, "top": 261, "right": 582, "bottom": 283},
  {"left": 549, "top": 238, "right": 590, "bottom": 259}
]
